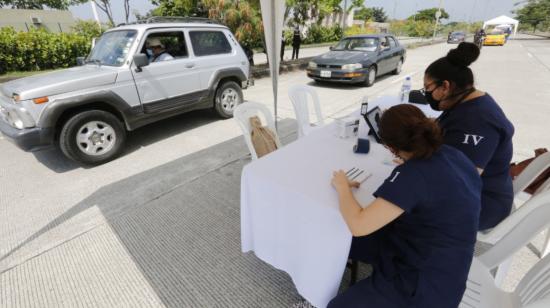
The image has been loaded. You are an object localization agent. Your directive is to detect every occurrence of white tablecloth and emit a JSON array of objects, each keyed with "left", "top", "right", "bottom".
[{"left": 240, "top": 96, "right": 440, "bottom": 308}]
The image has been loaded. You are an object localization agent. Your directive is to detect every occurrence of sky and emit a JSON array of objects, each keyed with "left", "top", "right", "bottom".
[{"left": 69, "top": 0, "right": 523, "bottom": 24}]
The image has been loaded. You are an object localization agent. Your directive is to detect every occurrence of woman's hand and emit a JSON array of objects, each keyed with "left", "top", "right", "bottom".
[{"left": 332, "top": 170, "right": 360, "bottom": 192}]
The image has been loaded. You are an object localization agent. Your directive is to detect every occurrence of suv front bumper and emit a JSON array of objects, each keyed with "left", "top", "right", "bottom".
[{"left": 0, "top": 120, "right": 54, "bottom": 151}]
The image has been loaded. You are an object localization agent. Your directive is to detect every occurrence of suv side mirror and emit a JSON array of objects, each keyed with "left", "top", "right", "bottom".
[
  {"left": 133, "top": 53, "right": 149, "bottom": 72},
  {"left": 329, "top": 46, "right": 334, "bottom": 51},
  {"left": 76, "top": 57, "right": 86, "bottom": 66}
]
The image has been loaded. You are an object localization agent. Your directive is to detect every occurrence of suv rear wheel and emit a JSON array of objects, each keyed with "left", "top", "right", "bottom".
[
  {"left": 214, "top": 81, "right": 243, "bottom": 118},
  {"left": 59, "top": 110, "right": 126, "bottom": 165}
]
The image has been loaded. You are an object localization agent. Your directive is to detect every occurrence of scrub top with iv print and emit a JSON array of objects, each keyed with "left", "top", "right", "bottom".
[{"left": 438, "top": 94, "right": 514, "bottom": 230}]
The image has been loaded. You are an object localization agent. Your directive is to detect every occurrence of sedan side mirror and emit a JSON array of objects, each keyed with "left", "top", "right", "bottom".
[
  {"left": 76, "top": 57, "right": 85, "bottom": 66},
  {"left": 133, "top": 53, "right": 149, "bottom": 72}
]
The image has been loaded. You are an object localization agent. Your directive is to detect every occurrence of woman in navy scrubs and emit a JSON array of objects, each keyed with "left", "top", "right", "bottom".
[
  {"left": 423, "top": 42, "right": 515, "bottom": 230},
  {"left": 329, "top": 105, "right": 482, "bottom": 308}
]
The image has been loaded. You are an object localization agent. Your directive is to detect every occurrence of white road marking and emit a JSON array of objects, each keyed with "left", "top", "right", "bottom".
[{"left": 527, "top": 52, "right": 533, "bottom": 58}]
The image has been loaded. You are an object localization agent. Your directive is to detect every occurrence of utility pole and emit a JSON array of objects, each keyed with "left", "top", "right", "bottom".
[
  {"left": 393, "top": 0, "right": 397, "bottom": 20},
  {"left": 90, "top": 1, "right": 101, "bottom": 27},
  {"left": 432, "top": 0, "right": 443, "bottom": 41},
  {"left": 342, "top": 0, "right": 348, "bottom": 34}
]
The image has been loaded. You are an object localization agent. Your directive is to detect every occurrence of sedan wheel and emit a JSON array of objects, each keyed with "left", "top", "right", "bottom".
[
  {"left": 393, "top": 59, "right": 403, "bottom": 75},
  {"left": 365, "top": 66, "right": 376, "bottom": 87}
]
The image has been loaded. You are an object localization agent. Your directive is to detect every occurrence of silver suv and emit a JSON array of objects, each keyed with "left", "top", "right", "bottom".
[{"left": 0, "top": 17, "right": 251, "bottom": 165}]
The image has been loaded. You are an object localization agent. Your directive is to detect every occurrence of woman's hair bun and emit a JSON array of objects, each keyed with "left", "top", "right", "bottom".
[{"left": 446, "top": 42, "right": 480, "bottom": 67}]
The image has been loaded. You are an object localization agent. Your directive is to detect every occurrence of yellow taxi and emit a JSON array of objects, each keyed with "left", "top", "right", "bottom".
[{"left": 484, "top": 29, "right": 506, "bottom": 46}]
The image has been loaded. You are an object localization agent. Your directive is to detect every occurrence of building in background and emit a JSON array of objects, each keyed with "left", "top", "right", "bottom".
[{"left": 0, "top": 9, "right": 76, "bottom": 33}]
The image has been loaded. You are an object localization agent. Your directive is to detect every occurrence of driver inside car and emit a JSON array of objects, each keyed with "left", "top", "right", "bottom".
[{"left": 146, "top": 38, "right": 174, "bottom": 62}]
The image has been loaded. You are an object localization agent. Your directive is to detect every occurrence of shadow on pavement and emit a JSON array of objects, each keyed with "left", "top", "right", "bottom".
[
  {"left": 31, "top": 109, "right": 221, "bottom": 173},
  {"left": 1, "top": 118, "right": 308, "bottom": 307}
]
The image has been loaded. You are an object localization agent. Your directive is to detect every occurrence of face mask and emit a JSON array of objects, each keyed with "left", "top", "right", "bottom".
[{"left": 424, "top": 88, "right": 441, "bottom": 111}]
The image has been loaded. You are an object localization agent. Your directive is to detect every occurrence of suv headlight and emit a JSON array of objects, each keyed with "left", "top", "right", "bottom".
[
  {"left": 342, "top": 63, "right": 362, "bottom": 70},
  {"left": 308, "top": 61, "right": 317, "bottom": 69}
]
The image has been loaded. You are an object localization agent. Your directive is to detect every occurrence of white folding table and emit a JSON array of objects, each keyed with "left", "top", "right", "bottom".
[{"left": 240, "top": 96, "right": 440, "bottom": 308}]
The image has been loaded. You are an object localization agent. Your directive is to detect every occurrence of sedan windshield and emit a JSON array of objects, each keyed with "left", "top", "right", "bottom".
[
  {"left": 86, "top": 30, "right": 137, "bottom": 66},
  {"left": 333, "top": 38, "right": 378, "bottom": 52}
]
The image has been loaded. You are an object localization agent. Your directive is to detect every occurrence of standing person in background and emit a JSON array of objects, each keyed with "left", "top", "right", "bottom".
[
  {"left": 423, "top": 42, "right": 515, "bottom": 231},
  {"left": 504, "top": 27, "right": 512, "bottom": 42},
  {"left": 292, "top": 27, "right": 301, "bottom": 60}
]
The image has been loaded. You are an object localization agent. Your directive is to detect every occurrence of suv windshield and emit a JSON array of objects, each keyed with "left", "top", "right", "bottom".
[
  {"left": 333, "top": 37, "right": 378, "bottom": 52},
  {"left": 87, "top": 30, "right": 137, "bottom": 66}
]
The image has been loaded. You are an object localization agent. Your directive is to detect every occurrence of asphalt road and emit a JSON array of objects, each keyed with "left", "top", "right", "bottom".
[{"left": 1, "top": 34, "right": 549, "bottom": 306}]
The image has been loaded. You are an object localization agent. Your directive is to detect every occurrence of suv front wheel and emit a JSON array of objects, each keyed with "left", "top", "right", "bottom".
[
  {"left": 59, "top": 110, "right": 126, "bottom": 165},
  {"left": 214, "top": 81, "right": 243, "bottom": 118}
]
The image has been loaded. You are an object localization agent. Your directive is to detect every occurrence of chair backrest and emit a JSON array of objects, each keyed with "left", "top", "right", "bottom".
[
  {"left": 477, "top": 189, "right": 550, "bottom": 270},
  {"left": 460, "top": 258, "right": 515, "bottom": 308},
  {"left": 461, "top": 254, "right": 550, "bottom": 308},
  {"left": 515, "top": 252, "right": 550, "bottom": 307},
  {"left": 288, "top": 85, "right": 325, "bottom": 138},
  {"left": 513, "top": 151, "right": 550, "bottom": 196},
  {"left": 234, "top": 101, "right": 281, "bottom": 160}
]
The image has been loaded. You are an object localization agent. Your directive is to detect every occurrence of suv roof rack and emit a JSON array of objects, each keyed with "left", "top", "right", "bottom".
[
  {"left": 146, "top": 16, "right": 220, "bottom": 24},
  {"left": 116, "top": 16, "right": 221, "bottom": 28}
]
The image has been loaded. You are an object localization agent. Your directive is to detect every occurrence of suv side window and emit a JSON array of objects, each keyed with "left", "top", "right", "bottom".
[
  {"left": 141, "top": 31, "right": 188, "bottom": 62},
  {"left": 189, "top": 31, "right": 232, "bottom": 56},
  {"left": 388, "top": 37, "right": 397, "bottom": 48}
]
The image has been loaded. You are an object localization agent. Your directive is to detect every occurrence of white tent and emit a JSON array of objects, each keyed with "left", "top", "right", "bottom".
[
  {"left": 259, "top": 0, "right": 286, "bottom": 130},
  {"left": 483, "top": 15, "right": 519, "bottom": 36}
]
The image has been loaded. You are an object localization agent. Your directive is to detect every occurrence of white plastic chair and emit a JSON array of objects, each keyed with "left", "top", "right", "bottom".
[
  {"left": 461, "top": 254, "right": 550, "bottom": 308},
  {"left": 288, "top": 85, "right": 325, "bottom": 138},
  {"left": 512, "top": 151, "right": 550, "bottom": 197},
  {"left": 469, "top": 189, "right": 550, "bottom": 292},
  {"left": 462, "top": 189, "right": 550, "bottom": 308},
  {"left": 477, "top": 153, "right": 550, "bottom": 285},
  {"left": 234, "top": 101, "right": 281, "bottom": 160},
  {"left": 479, "top": 152, "right": 550, "bottom": 243}
]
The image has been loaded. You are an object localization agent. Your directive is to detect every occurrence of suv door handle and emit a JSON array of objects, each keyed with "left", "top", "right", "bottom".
[{"left": 185, "top": 63, "right": 195, "bottom": 68}]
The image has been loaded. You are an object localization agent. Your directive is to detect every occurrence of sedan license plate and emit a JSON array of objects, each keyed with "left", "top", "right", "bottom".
[{"left": 320, "top": 70, "right": 331, "bottom": 78}]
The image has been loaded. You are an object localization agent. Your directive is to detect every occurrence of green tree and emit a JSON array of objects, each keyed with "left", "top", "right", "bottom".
[
  {"left": 0, "top": 0, "right": 80, "bottom": 9},
  {"left": 71, "top": 19, "right": 107, "bottom": 39},
  {"left": 514, "top": 0, "right": 550, "bottom": 32},
  {"left": 150, "top": 0, "right": 206, "bottom": 18},
  {"left": 202, "top": 0, "right": 263, "bottom": 49},
  {"left": 409, "top": 8, "right": 449, "bottom": 22},
  {"left": 285, "top": 0, "right": 321, "bottom": 26},
  {"left": 354, "top": 7, "right": 374, "bottom": 21},
  {"left": 371, "top": 7, "right": 387, "bottom": 22}
]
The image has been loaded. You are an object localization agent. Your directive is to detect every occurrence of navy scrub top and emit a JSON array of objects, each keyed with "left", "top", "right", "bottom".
[
  {"left": 365, "top": 145, "right": 481, "bottom": 308},
  {"left": 438, "top": 94, "right": 515, "bottom": 230}
]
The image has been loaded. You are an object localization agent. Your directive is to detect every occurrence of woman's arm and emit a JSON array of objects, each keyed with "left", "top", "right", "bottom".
[{"left": 332, "top": 170, "right": 404, "bottom": 237}]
